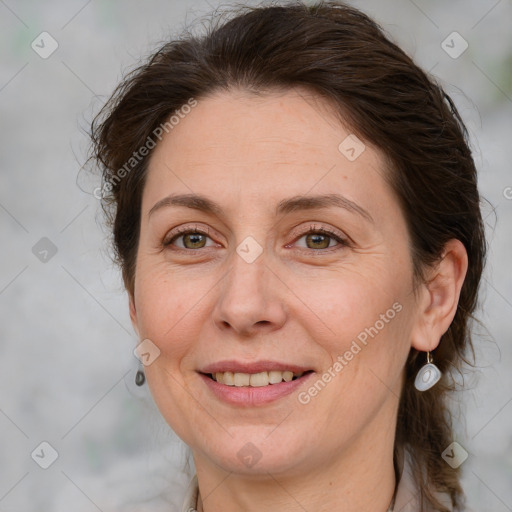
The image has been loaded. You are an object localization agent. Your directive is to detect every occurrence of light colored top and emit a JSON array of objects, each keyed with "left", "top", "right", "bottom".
[{"left": 180, "top": 451, "right": 454, "bottom": 511}]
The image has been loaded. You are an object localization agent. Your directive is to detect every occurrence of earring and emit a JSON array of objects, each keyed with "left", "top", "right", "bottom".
[
  {"left": 135, "top": 366, "right": 146, "bottom": 386},
  {"left": 414, "top": 351, "right": 441, "bottom": 391}
]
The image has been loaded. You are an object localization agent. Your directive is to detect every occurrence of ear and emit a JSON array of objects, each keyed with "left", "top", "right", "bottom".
[
  {"left": 410, "top": 239, "right": 468, "bottom": 352},
  {"left": 128, "top": 292, "right": 140, "bottom": 338}
]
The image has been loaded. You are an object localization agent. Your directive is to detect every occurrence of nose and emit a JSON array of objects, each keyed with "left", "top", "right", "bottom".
[{"left": 212, "top": 248, "right": 287, "bottom": 337}]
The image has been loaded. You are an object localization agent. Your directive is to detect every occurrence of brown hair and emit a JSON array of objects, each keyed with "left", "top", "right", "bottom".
[{"left": 89, "top": 1, "right": 486, "bottom": 509}]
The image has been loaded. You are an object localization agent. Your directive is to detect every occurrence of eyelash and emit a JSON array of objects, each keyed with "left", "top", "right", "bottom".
[{"left": 162, "top": 224, "right": 349, "bottom": 253}]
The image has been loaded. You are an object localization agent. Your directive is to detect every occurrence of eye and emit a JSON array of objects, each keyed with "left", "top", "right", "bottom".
[
  {"left": 163, "top": 225, "right": 216, "bottom": 250},
  {"left": 162, "top": 224, "right": 349, "bottom": 252},
  {"left": 292, "top": 225, "right": 348, "bottom": 251}
]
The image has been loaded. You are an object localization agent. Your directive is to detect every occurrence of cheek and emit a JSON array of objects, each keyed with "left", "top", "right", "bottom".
[
  {"left": 302, "top": 262, "right": 414, "bottom": 392},
  {"left": 132, "top": 270, "right": 208, "bottom": 437},
  {"left": 307, "top": 265, "right": 404, "bottom": 334},
  {"left": 133, "top": 267, "right": 206, "bottom": 359}
]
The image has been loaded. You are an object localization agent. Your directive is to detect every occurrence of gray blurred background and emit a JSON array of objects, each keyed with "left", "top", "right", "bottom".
[{"left": 0, "top": 0, "right": 511, "bottom": 510}]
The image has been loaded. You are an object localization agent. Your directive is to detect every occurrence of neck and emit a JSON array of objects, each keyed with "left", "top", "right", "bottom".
[{"left": 194, "top": 411, "right": 397, "bottom": 512}]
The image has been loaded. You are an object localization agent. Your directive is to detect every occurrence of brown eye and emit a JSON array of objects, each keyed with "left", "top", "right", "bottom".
[
  {"left": 293, "top": 227, "right": 347, "bottom": 251},
  {"left": 305, "top": 233, "right": 332, "bottom": 249},
  {"left": 164, "top": 229, "right": 215, "bottom": 250},
  {"left": 182, "top": 233, "right": 207, "bottom": 249}
]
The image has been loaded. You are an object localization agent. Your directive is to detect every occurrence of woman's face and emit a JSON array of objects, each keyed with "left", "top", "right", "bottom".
[{"left": 130, "top": 88, "right": 421, "bottom": 477}]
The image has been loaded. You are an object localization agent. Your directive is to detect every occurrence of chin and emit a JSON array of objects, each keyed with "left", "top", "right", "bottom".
[{"left": 196, "top": 426, "right": 316, "bottom": 477}]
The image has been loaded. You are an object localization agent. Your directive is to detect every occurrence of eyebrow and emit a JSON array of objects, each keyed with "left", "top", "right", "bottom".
[{"left": 148, "top": 193, "right": 373, "bottom": 223}]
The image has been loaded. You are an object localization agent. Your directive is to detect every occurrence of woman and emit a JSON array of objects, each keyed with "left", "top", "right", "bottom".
[{"left": 89, "top": 1, "right": 486, "bottom": 510}]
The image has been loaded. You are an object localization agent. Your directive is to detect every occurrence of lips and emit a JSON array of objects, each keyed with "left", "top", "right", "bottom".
[
  {"left": 200, "top": 360, "right": 313, "bottom": 375},
  {"left": 199, "top": 360, "right": 313, "bottom": 386},
  {"left": 198, "top": 360, "right": 315, "bottom": 406}
]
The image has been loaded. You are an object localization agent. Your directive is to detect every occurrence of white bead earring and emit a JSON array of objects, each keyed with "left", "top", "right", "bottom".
[{"left": 414, "top": 351, "right": 441, "bottom": 391}]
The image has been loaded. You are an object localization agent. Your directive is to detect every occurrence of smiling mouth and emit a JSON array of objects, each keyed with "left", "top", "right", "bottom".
[{"left": 204, "top": 370, "right": 314, "bottom": 387}]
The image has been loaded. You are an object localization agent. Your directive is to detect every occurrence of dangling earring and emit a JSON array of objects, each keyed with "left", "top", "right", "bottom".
[
  {"left": 414, "top": 351, "right": 441, "bottom": 391},
  {"left": 135, "top": 365, "right": 146, "bottom": 386}
]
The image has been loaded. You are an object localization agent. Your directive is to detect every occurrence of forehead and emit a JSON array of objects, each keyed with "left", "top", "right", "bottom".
[{"left": 143, "top": 87, "right": 391, "bottom": 217}]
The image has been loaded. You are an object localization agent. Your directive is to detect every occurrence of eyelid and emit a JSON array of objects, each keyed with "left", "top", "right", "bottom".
[{"left": 288, "top": 223, "right": 348, "bottom": 244}]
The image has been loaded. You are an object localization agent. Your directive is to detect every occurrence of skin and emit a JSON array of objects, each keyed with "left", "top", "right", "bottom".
[{"left": 128, "top": 87, "right": 468, "bottom": 512}]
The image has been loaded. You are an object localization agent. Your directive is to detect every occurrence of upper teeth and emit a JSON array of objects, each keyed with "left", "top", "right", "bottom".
[{"left": 213, "top": 370, "right": 304, "bottom": 387}]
